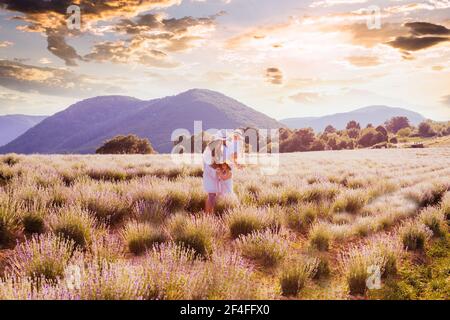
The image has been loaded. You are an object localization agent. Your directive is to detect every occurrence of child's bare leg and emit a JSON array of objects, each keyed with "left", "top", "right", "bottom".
[{"left": 205, "top": 193, "right": 217, "bottom": 214}]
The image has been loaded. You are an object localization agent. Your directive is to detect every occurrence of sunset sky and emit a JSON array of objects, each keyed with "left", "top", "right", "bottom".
[{"left": 0, "top": 0, "right": 449, "bottom": 120}]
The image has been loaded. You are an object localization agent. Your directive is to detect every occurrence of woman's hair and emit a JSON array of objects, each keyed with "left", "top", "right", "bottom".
[{"left": 211, "top": 162, "right": 231, "bottom": 171}]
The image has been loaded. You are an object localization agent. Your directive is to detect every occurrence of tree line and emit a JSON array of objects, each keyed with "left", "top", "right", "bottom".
[{"left": 95, "top": 117, "right": 450, "bottom": 154}]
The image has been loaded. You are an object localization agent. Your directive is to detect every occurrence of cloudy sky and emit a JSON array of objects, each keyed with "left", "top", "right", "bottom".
[{"left": 0, "top": 0, "right": 449, "bottom": 120}]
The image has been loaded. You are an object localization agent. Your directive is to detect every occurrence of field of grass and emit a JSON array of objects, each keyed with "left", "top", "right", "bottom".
[{"left": 0, "top": 149, "right": 449, "bottom": 300}]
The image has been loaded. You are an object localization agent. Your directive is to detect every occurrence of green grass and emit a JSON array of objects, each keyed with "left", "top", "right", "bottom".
[{"left": 369, "top": 231, "right": 450, "bottom": 300}]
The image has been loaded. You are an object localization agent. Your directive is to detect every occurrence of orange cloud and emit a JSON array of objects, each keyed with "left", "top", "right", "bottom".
[{"left": 346, "top": 55, "right": 380, "bottom": 67}]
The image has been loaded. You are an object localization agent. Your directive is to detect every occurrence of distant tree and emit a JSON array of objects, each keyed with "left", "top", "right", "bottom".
[
  {"left": 390, "top": 137, "right": 398, "bottom": 144},
  {"left": 375, "top": 125, "right": 388, "bottom": 138},
  {"left": 280, "top": 128, "right": 315, "bottom": 152},
  {"left": 346, "top": 120, "right": 361, "bottom": 130},
  {"left": 385, "top": 116, "right": 410, "bottom": 133},
  {"left": 358, "top": 128, "right": 386, "bottom": 148},
  {"left": 96, "top": 134, "right": 155, "bottom": 154},
  {"left": 346, "top": 128, "right": 360, "bottom": 139},
  {"left": 366, "top": 123, "right": 374, "bottom": 128},
  {"left": 327, "top": 135, "right": 338, "bottom": 150},
  {"left": 279, "top": 128, "right": 293, "bottom": 140},
  {"left": 396, "top": 127, "right": 412, "bottom": 138},
  {"left": 418, "top": 122, "right": 436, "bottom": 138},
  {"left": 310, "top": 139, "right": 326, "bottom": 151},
  {"left": 324, "top": 125, "right": 336, "bottom": 134}
]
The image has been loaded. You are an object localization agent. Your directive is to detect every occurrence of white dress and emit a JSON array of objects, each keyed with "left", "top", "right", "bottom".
[{"left": 202, "top": 144, "right": 234, "bottom": 196}]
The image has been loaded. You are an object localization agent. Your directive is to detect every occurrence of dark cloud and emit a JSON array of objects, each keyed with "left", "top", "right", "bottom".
[
  {"left": 47, "top": 30, "right": 84, "bottom": 66},
  {"left": 340, "top": 21, "right": 450, "bottom": 55},
  {"left": 0, "top": 0, "right": 179, "bottom": 17},
  {"left": 0, "top": 0, "right": 183, "bottom": 66},
  {"left": 386, "top": 22, "right": 450, "bottom": 52},
  {"left": 0, "top": 0, "right": 72, "bottom": 14},
  {"left": 330, "top": 23, "right": 407, "bottom": 48},
  {"left": 405, "top": 22, "right": 450, "bottom": 36},
  {"left": 0, "top": 59, "right": 120, "bottom": 97},
  {"left": 265, "top": 68, "right": 283, "bottom": 85},
  {"left": 387, "top": 36, "right": 449, "bottom": 51}
]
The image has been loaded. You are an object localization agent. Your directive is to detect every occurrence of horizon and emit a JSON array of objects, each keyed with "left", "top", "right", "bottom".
[{"left": 0, "top": 88, "right": 447, "bottom": 122}]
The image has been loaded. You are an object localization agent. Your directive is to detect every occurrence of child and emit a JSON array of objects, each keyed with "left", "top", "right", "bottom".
[{"left": 213, "top": 162, "right": 233, "bottom": 195}]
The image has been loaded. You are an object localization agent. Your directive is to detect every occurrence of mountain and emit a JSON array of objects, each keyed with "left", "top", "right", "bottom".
[
  {"left": 0, "top": 89, "right": 282, "bottom": 154},
  {"left": 281, "top": 106, "right": 426, "bottom": 132},
  {"left": 0, "top": 115, "right": 47, "bottom": 147}
]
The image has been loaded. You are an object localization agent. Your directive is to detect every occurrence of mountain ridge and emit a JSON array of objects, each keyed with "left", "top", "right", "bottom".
[
  {"left": 281, "top": 105, "right": 426, "bottom": 131},
  {"left": 0, "top": 89, "right": 282, "bottom": 154},
  {"left": 0, "top": 115, "right": 47, "bottom": 147}
]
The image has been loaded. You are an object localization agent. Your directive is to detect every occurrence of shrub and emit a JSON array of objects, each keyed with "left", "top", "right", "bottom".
[
  {"left": 164, "top": 190, "right": 189, "bottom": 213},
  {"left": 186, "top": 189, "right": 207, "bottom": 213},
  {"left": 122, "top": 221, "right": 167, "bottom": 255},
  {"left": 0, "top": 201, "right": 19, "bottom": 247},
  {"left": 134, "top": 202, "right": 168, "bottom": 225},
  {"left": 420, "top": 207, "right": 445, "bottom": 237},
  {"left": 7, "top": 234, "right": 74, "bottom": 282},
  {"left": 87, "top": 168, "right": 128, "bottom": 182},
  {"left": 215, "top": 194, "right": 238, "bottom": 214},
  {"left": 90, "top": 235, "right": 124, "bottom": 264},
  {"left": 309, "top": 223, "right": 332, "bottom": 251},
  {"left": 440, "top": 192, "right": 450, "bottom": 222},
  {"left": 284, "top": 203, "right": 317, "bottom": 233},
  {"left": 407, "top": 183, "right": 447, "bottom": 208},
  {"left": 2, "top": 154, "right": 20, "bottom": 166},
  {"left": 279, "top": 258, "right": 318, "bottom": 296},
  {"left": 397, "top": 127, "right": 411, "bottom": 137},
  {"left": 0, "top": 166, "right": 14, "bottom": 186},
  {"left": 189, "top": 252, "right": 264, "bottom": 300},
  {"left": 96, "top": 134, "right": 155, "bottom": 154},
  {"left": 84, "top": 192, "right": 131, "bottom": 224},
  {"left": 22, "top": 208, "right": 46, "bottom": 234},
  {"left": 344, "top": 252, "right": 370, "bottom": 295},
  {"left": 282, "top": 188, "right": 303, "bottom": 205},
  {"left": 226, "top": 207, "right": 266, "bottom": 239},
  {"left": 237, "top": 230, "right": 287, "bottom": 268},
  {"left": 67, "top": 260, "right": 147, "bottom": 300},
  {"left": 51, "top": 206, "right": 96, "bottom": 249},
  {"left": 341, "top": 236, "right": 402, "bottom": 295},
  {"left": 312, "top": 255, "right": 331, "bottom": 280},
  {"left": 332, "top": 190, "right": 366, "bottom": 213},
  {"left": 301, "top": 184, "right": 339, "bottom": 203},
  {"left": 169, "top": 214, "right": 216, "bottom": 258},
  {"left": 399, "top": 221, "right": 432, "bottom": 251}
]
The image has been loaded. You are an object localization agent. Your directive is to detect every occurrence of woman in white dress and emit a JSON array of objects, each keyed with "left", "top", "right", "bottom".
[{"left": 203, "top": 132, "right": 235, "bottom": 214}]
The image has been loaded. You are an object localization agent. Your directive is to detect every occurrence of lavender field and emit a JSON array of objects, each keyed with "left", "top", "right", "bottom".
[{"left": 0, "top": 149, "right": 449, "bottom": 300}]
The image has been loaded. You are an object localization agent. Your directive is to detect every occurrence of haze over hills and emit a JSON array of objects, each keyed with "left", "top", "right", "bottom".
[
  {"left": 0, "top": 89, "right": 282, "bottom": 154},
  {"left": 281, "top": 106, "right": 426, "bottom": 131},
  {"left": 0, "top": 115, "right": 47, "bottom": 147}
]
